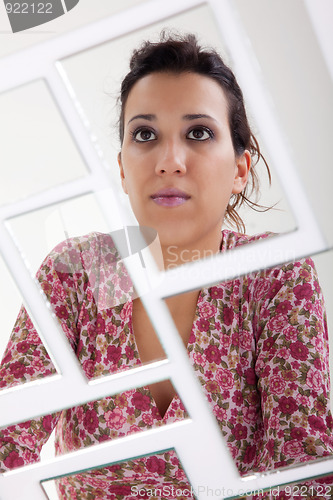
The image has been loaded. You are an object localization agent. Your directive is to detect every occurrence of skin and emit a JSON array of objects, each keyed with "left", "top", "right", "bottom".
[
  {"left": 118, "top": 71, "right": 251, "bottom": 270},
  {"left": 118, "top": 72, "right": 251, "bottom": 415}
]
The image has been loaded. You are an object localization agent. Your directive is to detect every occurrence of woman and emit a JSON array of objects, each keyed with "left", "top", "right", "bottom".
[{"left": 1, "top": 33, "right": 333, "bottom": 499}]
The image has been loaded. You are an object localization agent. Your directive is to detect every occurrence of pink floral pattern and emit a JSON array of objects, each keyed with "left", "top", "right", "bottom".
[{"left": 1, "top": 230, "right": 333, "bottom": 499}]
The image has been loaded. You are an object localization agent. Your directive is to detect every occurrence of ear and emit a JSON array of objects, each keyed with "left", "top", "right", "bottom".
[
  {"left": 232, "top": 150, "right": 251, "bottom": 194},
  {"left": 118, "top": 152, "right": 128, "bottom": 195}
]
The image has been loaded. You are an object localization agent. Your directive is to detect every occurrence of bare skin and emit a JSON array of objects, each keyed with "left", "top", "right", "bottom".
[{"left": 132, "top": 290, "right": 200, "bottom": 417}]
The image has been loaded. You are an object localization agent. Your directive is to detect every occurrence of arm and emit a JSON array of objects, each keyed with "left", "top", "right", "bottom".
[
  {"left": 254, "top": 257, "right": 333, "bottom": 495},
  {"left": 0, "top": 239, "right": 82, "bottom": 472}
]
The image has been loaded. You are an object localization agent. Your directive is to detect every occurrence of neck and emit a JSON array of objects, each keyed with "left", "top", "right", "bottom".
[{"left": 160, "top": 232, "right": 223, "bottom": 271}]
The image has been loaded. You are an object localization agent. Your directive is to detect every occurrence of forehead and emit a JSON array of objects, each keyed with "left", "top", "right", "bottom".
[{"left": 124, "top": 72, "right": 229, "bottom": 121}]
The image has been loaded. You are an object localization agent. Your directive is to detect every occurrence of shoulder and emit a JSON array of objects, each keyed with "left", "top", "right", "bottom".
[
  {"left": 38, "top": 232, "right": 134, "bottom": 308},
  {"left": 221, "top": 228, "right": 318, "bottom": 272},
  {"left": 49, "top": 231, "right": 116, "bottom": 258},
  {"left": 220, "top": 229, "right": 274, "bottom": 251},
  {"left": 40, "top": 232, "right": 118, "bottom": 273},
  {"left": 36, "top": 232, "right": 120, "bottom": 299},
  {"left": 221, "top": 229, "right": 322, "bottom": 298}
]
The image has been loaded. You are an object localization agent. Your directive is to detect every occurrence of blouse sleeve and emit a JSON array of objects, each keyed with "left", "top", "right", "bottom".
[
  {"left": 253, "top": 257, "right": 333, "bottom": 495},
  {"left": 0, "top": 239, "right": 82, "bottom": 473}
]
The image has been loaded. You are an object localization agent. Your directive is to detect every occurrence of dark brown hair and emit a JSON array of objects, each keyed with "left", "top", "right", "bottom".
[{"left": 119, "top": 32, "right": 271, "bottom": 232}]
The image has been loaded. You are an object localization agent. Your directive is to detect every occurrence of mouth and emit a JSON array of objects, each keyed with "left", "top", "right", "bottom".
[{"left": 150, "top": 188, "right": 190, "bottom": 207}]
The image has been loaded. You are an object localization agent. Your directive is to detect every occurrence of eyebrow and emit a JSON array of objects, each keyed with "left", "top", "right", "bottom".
[
  {"left": 128, "top": 114, "right": 156, "bottom": 125},
  {"left": 127, "top": 113, "right": 216, "bottom": 125},
  {"left": 183, "top": 113, "right": 216, "bottom": 122}
]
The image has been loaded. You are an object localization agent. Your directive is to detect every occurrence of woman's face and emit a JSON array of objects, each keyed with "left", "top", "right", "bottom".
[{"left": 118, "top": 72, "right": 250, "bottom": 252}]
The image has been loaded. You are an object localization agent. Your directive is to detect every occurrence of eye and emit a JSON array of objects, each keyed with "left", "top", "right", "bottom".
[
  {"left": 132, "top": 128, "right": 157, "bottom": 142},
  {"left": 187, "top": 127, "right": 213, "bottom": 141}
]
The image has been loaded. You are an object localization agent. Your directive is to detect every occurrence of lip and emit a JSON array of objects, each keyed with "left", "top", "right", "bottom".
[{"left": 150, "top": 188, "right": 190, "bottom": 207}]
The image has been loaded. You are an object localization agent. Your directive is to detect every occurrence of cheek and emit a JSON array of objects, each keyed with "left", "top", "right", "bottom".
[
  {"left": 120, "top": 167, "right": 145, "bottom": 203},
  {"left": 208, "top": 169, "right": 237, "bottom": 209},
  {"left": 207, "top": 160, "right": 237, "bottom": 191}
]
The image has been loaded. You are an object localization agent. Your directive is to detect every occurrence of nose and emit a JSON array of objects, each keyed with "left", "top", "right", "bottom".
[{"left": 154, "top": 139, "right": 186, "bottom": 176}]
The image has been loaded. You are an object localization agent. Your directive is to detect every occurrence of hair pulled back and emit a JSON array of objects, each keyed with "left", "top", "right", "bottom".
[{"left": 119, "top": 32, "right": 270, "bottom": 232}]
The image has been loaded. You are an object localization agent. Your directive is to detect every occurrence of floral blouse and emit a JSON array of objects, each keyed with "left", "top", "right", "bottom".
[{"left": 1, "top": 230, "right": 333, "bottom": 500}]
